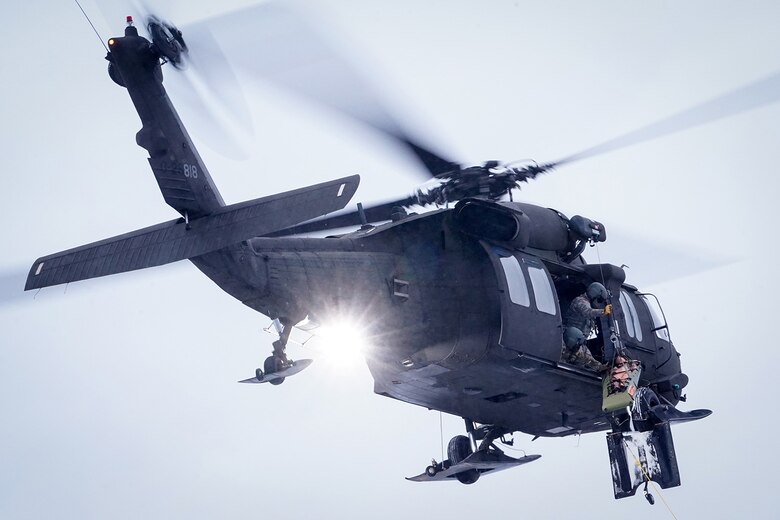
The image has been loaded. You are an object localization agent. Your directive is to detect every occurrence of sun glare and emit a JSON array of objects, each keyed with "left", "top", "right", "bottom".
[{"left": 314, "top": 320, "right": 369, "bottom": 368}]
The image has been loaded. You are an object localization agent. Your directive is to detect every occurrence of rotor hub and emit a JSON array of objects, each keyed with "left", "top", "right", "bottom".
[
  {"left": 414, "top": 162, "right": 555, "bottom": 206},
  {"left": 147, "top": 16, "right": 188, "bottom": 68}
]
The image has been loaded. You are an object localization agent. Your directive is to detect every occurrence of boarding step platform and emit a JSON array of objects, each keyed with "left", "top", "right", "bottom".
[
  {"left": 407, "top": 449, "right": 541, "bottom": 482},
  {"left": 238, "top": 359, "right": 313, "bottom": 384}
]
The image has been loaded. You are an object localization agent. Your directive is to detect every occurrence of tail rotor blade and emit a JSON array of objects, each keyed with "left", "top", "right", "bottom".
[
  {"left": 177, "top": 23, "right": 254, "bottom": 139},
  {"left": 95, "top": 0, "right": 253, "bottom": 158}
]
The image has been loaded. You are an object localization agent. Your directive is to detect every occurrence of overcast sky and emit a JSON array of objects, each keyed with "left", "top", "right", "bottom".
[{"left": 2, "top": 1, "right": 779, "bottom": 519}]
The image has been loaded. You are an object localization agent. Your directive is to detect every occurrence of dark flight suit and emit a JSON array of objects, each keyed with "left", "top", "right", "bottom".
[
  {"left": 564, "top": 294, "right": 606, "bottom": 337},
  {"left": 561, "top": 294, "right": 608, "bottom": 371}
]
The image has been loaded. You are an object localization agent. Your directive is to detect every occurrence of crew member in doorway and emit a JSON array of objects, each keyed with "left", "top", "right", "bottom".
[
  {"left": 564, "top": 282, "right": 612, "bottom": 338},
  {"left": 561, "top": 327, "right": 608, "bottom": 371}
]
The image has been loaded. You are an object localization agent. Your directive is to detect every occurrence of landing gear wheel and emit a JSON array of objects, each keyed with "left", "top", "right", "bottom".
[
  {"left": 264, "top": 356, "right": 285, "bottom": 385},
  {"left": 425, "top": 465, "right": 438, "bottom": 477},
  {"left": 447, "top": 435, "right": 480, "bottom": 484},
  {"left": 255, "top": 368, "right": 264, "bottom": 381}
]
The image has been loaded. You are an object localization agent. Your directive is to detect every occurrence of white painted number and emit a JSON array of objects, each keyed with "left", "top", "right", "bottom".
[{"left": 183, "top": 163, "right": 199, "bottom": 179}]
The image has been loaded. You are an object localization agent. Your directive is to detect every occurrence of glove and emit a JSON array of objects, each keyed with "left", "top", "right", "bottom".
[{"left": 604, "top": 304, "right": 612, "bottom": 316}]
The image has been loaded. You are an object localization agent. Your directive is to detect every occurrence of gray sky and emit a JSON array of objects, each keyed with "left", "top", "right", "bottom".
[{"left": 2, "top": 1, "right": 779, "bottom": 518}]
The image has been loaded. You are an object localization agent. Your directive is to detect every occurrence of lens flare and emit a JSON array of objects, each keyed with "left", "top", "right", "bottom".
[{"left": 315, "top": 320, "right": 368, "bottom": 368}]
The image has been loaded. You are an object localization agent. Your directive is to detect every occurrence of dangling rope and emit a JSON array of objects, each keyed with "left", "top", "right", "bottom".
[
  {"left": 594, "top": 241, "right": 607, "bottom": 289},
  {"left": 439, "top": 411, "right": 445, "bottom": 462},
  {"left": 73, "top": 0, "right": 110, "bottom": 53},
  {"left": 622, "top": 438, "right": 679, "bottom": 519}
]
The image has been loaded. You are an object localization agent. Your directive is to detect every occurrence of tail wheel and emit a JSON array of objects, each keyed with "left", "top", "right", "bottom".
[
  {"left": 447, "top": 435, "right": 480, "bottom": 484},
  {"left": 264, "top": 356, "right": 285, "bottom": 386}
]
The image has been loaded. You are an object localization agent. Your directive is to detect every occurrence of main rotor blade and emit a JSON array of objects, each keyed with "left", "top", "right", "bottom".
[
  {"left": 266, "top": 197, "right": 416, "bottom": 237},
  {"left": 186, "top": 2, "right": 459, "bottom": 177},
  {"left": 550, "top": 70, "right": 780, "bottom": 168},
  {"left": 598, "top": 227, "right": 735, "bottom": 287},
  {"left": 0, "top": 267, "right": 28, "bottom": 308}
]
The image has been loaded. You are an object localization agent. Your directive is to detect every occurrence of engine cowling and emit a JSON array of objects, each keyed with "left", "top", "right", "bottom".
[{"left": 452, "top": 198, "right": 605, "bottom": 260}]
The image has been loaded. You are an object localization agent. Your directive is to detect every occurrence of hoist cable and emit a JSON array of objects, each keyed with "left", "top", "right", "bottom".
[
  {"left": 594, "top": 241, "right": 607, "bottom": 288},
  {"left": 594, "top": 241, "right": 618, "bottom": 363},
  {"left": 622, "top": 438, "right": 680, "bottom": 519}
]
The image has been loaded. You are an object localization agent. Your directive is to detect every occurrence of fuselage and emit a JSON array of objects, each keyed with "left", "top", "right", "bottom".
[
  {"left": 190, "top": 205, "right": 684, "bottom": 437},
  {"left": 102, "top": 22, "right": 685, "bottom": 438}
]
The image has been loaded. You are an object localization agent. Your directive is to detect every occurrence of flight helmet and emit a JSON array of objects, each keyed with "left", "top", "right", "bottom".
[
  {"left": 563, "top": 327, "right": 586, "bottom": 350},
  {"left": 586, "top": 282, "right": 608, "bottom": 307}
]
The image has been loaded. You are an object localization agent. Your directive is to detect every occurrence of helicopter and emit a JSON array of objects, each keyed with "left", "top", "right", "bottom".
[{"left": 27, "top": 3, "right": 767, "bottom": 503}]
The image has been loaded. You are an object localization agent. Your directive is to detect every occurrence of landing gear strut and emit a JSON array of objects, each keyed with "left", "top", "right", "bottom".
[
  {"left": 239, "top": 319, "right": 313, "bottom": 386},
  {"left": 407, "top": 418, "right": 541, "bottom": 483},
  {"left": 256, "top": 319, "right": 293, "bottom": 385},
  {"left": 239, "top": 320, "right": 312, "bottom": 385}
]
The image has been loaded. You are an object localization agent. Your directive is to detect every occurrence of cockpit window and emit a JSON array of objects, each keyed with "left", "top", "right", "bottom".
[
  {"left": 527, "top": 266, "right": 557, "bottom": 315},
  {"left": 640, "top": 294, "right": 671, "bottom": 341},
  {"left": 499, "top": 256, "right": 530, "bottom": 307},
  {"left": 618, "top": 291, "right": 635, "bottom": 338},
  {"left": 619, "top": 290, "right": 643, "bottom": 341}
]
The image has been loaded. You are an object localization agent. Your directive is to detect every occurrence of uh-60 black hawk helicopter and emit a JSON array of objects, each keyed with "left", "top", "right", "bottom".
[{"left": 26, "top": 6, "right": 733, "bottom": 503}]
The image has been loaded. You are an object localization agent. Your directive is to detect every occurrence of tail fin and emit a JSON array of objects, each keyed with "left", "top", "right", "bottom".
[{"left": 108, "top": 25, "right": 224, "bottom": 218}]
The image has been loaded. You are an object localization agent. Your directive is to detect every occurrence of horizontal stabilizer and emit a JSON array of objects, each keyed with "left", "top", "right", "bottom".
[{"left": 26, "top": 176, "right": 359, "bottom": 290}]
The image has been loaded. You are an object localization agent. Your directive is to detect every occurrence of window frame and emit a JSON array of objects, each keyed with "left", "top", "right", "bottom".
[
  {"left": 527, "top": 265, "right": 557, "bottom": 316},
  {"left": 620, "top": 290, "right": 643, "bottom": 342}
]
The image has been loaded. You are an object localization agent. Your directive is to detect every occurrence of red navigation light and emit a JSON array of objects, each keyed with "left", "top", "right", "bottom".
[{"left": 126, "top": 15, "right": 134, "bottom": 26}]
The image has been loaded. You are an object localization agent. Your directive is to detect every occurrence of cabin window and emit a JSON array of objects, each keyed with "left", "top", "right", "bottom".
[
  {"left": 528, "top": 266, "right": 557, "bottom": 315},
  {"left": 620, "top": 290, "right": 643, "bottom": 341},
  {"left": 499, "top": 256, "right": 530, "bottom": 306}
]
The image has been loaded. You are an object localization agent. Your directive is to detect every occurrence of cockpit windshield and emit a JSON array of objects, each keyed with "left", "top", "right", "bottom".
[
  {"left": 618, "top": 290, "right": 642, "bottom": 341},
  {"left": 640, "top": 294, "right": 671, "bottom": 341}
]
